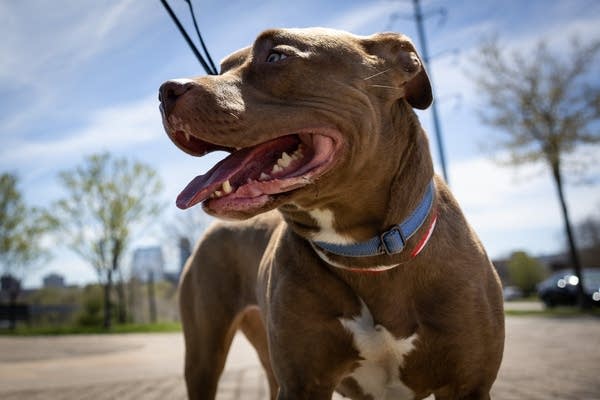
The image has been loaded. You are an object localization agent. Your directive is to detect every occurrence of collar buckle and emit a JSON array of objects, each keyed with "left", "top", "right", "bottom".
[
  {"left": 379, "top": 227, "right": 405, "bottom": 255},
  {"left": 312, "top": 180, "right": 435, "bottom": 259}
]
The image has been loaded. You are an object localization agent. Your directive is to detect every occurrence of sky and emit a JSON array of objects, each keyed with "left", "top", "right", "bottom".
[{"left": 1, "top": 0, "right": 599, "bottom": 288}]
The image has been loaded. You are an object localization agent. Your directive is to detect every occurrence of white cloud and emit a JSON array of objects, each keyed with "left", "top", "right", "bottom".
[
  {"left": 0, "top": 1, "right": 150, "bottom": 83},
  {"left": 425, "top": 1, "right": 600, "bottom": 111},
  {"left": 325, "top": 2, "right": 407, "bottom": 33},
  {"left": 0, "top": 1, "right": 162, "bottom": 135},
  {"left": 0, "top": 95, "right": 162, "bottom": 173},
  {"left": 449, "top": 154, "right": 600, "bottom": 256}
]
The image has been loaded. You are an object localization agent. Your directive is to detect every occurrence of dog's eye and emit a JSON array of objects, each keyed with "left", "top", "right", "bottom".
[{"left": 266, "top": 52, "right": 287, "bottom": 63}]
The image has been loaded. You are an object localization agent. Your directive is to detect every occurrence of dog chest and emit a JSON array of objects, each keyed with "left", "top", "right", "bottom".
[{"left": 338, "top": 300, "right": 417, "bottom": 400}]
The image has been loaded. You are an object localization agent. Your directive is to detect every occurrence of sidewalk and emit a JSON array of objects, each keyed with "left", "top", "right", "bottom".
[
  {"left": 1, "top": 315, "right": 599, "bottom": 399},
  {"left": 502, "top": 300, "right": 545, "bottom": 312}
]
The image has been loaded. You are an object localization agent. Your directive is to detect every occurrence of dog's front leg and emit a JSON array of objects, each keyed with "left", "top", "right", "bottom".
[
  {"left": 268, "top": 318, "right": 352, "bottom": 400},
  {"left": 261, "top": 259, "right": 358, "bottom": 399}
]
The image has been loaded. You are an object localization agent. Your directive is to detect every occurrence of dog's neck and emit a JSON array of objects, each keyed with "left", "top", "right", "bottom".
[{"left": 279, "top": 102, "right": 434, "bottom": 244}]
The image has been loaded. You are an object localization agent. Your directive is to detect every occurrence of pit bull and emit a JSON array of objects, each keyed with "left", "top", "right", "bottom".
[{"left": 159, "top": 27, "right": 504, "bottom": 400}]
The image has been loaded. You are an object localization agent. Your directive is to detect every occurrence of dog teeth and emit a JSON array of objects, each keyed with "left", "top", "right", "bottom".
[
  {"left": 278, "top": 152, "right": 293, "bottom": 168},
  {"left": 291, "top": 145, "right": 304, "bottom": 160},
  {"left": 259, "top": 172, "right": 271, "bottom": 181},
  {"left": 210, "top": 181, "right": 232, "bottom": 199},
  {"left": 271, "top": 145, "right": 305, "bottom": 175},
  {"left": 222, "top": 180, "right": 232, "bottom": 194}
]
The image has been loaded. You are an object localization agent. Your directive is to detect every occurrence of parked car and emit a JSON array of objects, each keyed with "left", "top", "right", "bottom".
[
  {"left": 502, "top": 286, "right": 524, "bottom": 301},
  {"left": 537, "top": 269, "right": 600, "bottom": 308}
]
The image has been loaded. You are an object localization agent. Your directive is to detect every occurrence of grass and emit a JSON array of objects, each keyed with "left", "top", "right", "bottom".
[
  {"left": 504, "top": 307, "right": 600, "bottom": 318},
  {"left": 0, "top": 321, "right": 182, "bottom": 336},
  {"left": 3, "top": 307, "right": 599, "bottom": 336}
]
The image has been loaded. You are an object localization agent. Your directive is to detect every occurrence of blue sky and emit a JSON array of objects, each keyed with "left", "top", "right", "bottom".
[{"left": 1, "top": 0, "right": 599, "bottom": 288}]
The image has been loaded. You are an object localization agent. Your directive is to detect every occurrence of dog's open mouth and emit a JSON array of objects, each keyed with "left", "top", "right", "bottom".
[{"left": 171, "top": 128, "right": 342, "bottom": 211}]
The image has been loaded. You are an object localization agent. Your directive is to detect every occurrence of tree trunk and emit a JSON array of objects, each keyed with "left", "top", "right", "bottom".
[
  {"left": 103, "top": 269, "right": 113, "bottom": 329},
  {"left": 8, "top": 291, "right": 17, "bottom": 331},
  {"left": 116, "top": 272, "right": 127, "bottom": 324},
  {"left": 550, "top": 162, "right": 587, "bottom": 309},
  {"left": 111, "top": 238, "right": 127, "bottom": 324},
  {"left": 127, "top": 278, "right": 137, "bottom": 323},
  {"left": 147, "top": 270, "right": 157, "bottom": 323},
  {"left": 6, "top": 277, "right": 21, "bottom": 330}
]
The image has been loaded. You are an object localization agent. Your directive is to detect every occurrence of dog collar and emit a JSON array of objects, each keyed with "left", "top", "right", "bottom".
[{"left": 312, "top": 181, "right": 436, "bottom": 258}]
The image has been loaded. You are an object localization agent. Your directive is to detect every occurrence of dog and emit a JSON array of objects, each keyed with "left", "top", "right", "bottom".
[{"left": 159, "top": 28, "right": 504, "bottom": 400}]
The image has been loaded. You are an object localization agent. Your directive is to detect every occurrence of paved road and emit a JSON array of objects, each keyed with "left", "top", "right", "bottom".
[{"left": 1, "top": 316, "right": 599, "bottom": 399}]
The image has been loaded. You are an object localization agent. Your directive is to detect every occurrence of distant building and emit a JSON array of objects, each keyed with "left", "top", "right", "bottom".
[
  {"left": 179, "top": 237, "right": 191, "bottom": 273},
  {"left": 43, "top": 273, "right": 65, "bottom": 289},
  {"left": 131, "top": 246, "right": 165, "bottom": 282},
  {"left": 163, "top": 238, "right": 192, "bottom": 285}
]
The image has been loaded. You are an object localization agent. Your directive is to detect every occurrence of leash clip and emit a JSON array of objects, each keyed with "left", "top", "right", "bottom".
[{"left": 379, "top": 227, "right": 405, "bottom": 255}]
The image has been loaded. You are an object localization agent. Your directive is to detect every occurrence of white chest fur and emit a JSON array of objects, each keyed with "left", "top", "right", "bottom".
[
  {"left": 339, "top": 300, "right": 417, "bottom": 400},
  {"left": 308, "top": 208, "right": 353, "bottom": 244}
]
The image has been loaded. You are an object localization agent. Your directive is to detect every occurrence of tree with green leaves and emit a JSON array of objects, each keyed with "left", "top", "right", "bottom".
[
  {"left": 507, "top": 251, "right": 546, "bottom": 297},
  {"left": 51, "top": 153, "right": 164, "bottom": 328},
  {"left": 0, "top": 173, "right": 52, "bottom": 328},
  {"left": 472, "top": 36, "right": 600, "bottom": 308}
]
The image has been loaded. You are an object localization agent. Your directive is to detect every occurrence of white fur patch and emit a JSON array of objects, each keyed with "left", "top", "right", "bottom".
[
  {"left": 339, "top": 300, "right": 417, "bottom": 400},
  {"left": 308, "top": 208, "right": 353, "bottom": 244}
]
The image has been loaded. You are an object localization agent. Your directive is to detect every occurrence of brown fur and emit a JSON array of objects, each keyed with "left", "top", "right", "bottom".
[{"left": 165, "top": 28, "right": 504, "bottom": 400}]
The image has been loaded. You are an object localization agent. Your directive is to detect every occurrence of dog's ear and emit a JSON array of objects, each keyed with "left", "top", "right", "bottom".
[{"left": 363, "top": 33, "right": 432, "bottom": 110}]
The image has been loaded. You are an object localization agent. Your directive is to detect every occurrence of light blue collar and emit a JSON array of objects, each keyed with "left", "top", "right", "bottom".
[{"left": 312, "top": 181, "right": 435, "bottom": 257}]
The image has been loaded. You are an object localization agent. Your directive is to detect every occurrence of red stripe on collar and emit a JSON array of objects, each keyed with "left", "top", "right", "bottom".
[{"left": 410, "top": 210, "right": 438, "bottom": 258}]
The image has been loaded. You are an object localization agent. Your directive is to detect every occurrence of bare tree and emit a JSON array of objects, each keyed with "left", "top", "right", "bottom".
[
  {"left": 164, "top": 208, "right": 211, "bottom": 271},
  {"left": 472, "top": 36, "right": 600, "bottom": 308},
  {"left": 0, "top": 173, "right": 52, "bottom": 328},
  {"left": 51, "top": 153, "right": 164, "bottom": 328}
]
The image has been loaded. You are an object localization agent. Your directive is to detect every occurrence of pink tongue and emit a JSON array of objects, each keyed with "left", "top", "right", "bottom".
[
  {"left": 176, "top": 135, "right": 300, "bottom": 209},
  {"left": 176, "top": 147, "right": 253, "bottom": 209}
]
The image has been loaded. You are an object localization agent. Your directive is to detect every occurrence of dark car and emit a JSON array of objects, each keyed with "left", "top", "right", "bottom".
[{"left": 537, "top": 268, "right": 600, "bottom": 308}]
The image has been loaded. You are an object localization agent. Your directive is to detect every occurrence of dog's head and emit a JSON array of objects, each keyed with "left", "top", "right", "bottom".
[{"left": 160, "top": 28, "right": 431, "bottom": 219}]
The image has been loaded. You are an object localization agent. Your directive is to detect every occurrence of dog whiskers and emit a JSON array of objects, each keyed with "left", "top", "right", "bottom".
[
  {"left": 363, "top": 68, "right": 391, "bottom": 81},
  {"left": 369, "top": 84, "right": 401, "bottom": 90}
]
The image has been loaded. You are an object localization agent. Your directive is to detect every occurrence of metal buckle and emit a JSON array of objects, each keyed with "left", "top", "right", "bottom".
[{"left": 379, "top": 227, "right": 405, "bottom": 255}]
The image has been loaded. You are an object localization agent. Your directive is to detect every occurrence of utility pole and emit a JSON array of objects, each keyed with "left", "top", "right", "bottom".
[{"left": 411, "top": 0, "right": 450, "bottom": 184}]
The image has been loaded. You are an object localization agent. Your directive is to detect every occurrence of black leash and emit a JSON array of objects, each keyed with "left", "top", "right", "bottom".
[{"left": 159, "top": 0, "right": 218, "bottom": 75}]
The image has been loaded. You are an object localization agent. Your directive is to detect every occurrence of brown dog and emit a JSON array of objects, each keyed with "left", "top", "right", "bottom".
[{"left": 160, "top": 28, "right": 504, "bottom": 400}]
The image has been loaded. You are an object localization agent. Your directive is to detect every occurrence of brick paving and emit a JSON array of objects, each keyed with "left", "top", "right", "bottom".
[{"left": 1, "top": 315, "right": 599, "bottom": 399}]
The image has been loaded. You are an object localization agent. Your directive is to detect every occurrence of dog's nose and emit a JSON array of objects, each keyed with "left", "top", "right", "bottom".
[{"left": 159, "top": 80, "right": 194, "bottom": 116}]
